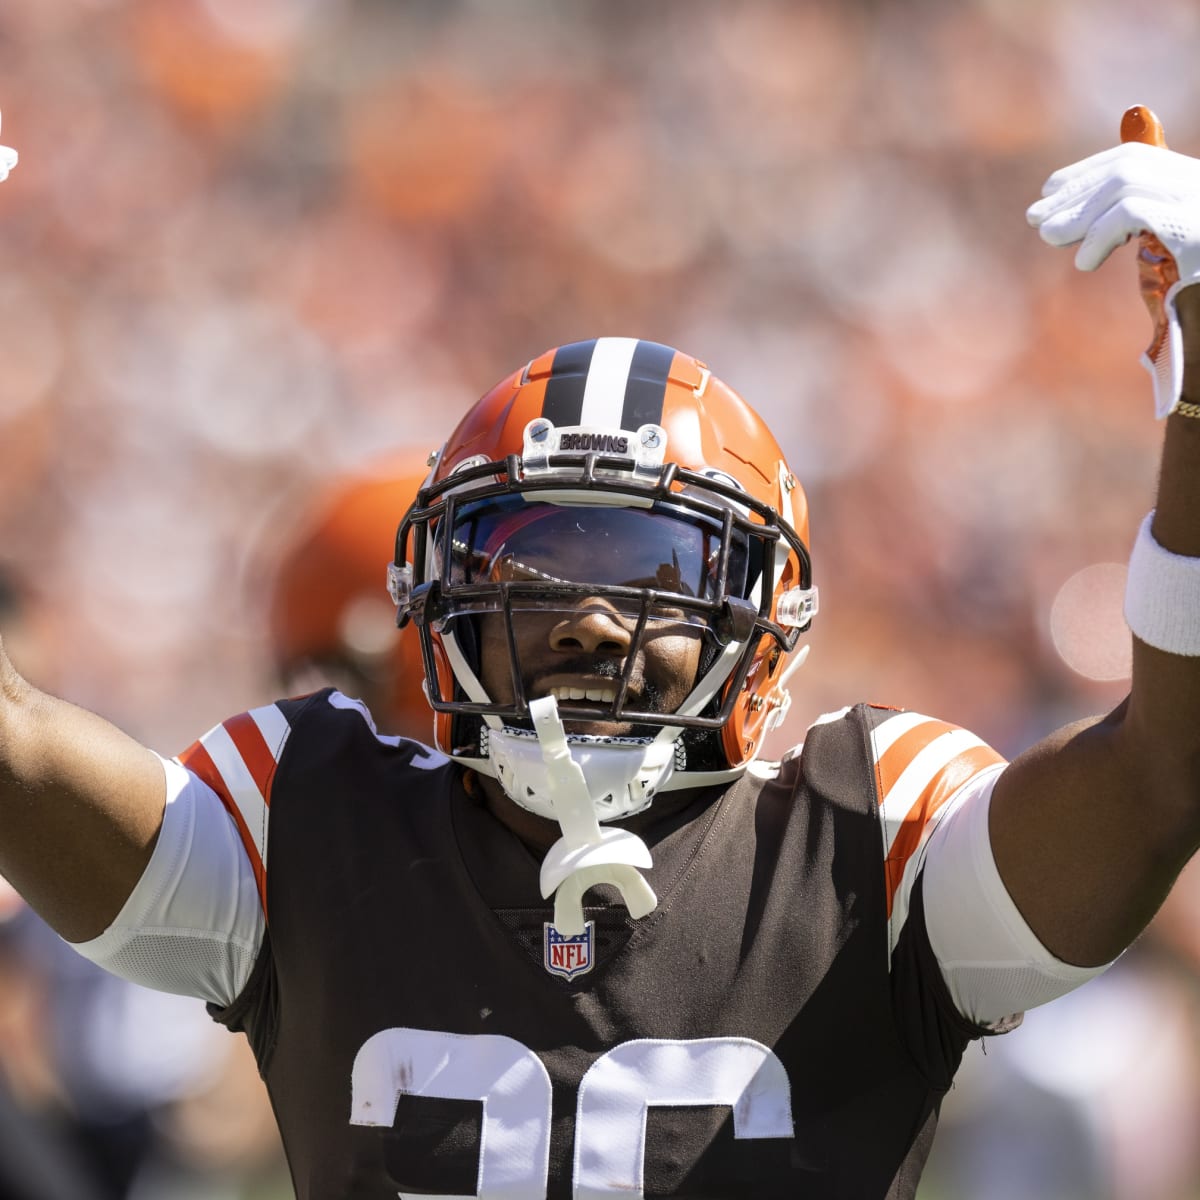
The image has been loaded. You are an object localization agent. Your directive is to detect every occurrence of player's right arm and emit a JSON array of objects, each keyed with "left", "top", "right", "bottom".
[{"left": 0, "top": 636, "right": 167, "bottom": 942}]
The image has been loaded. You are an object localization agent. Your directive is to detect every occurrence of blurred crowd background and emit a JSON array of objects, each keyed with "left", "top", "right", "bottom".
[{"left": 1, "top": 0, "right": 1200, "bottom": 1196}]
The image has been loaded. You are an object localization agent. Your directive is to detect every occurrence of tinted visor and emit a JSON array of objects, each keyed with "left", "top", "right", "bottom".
[{"left": 442, "top": 495, "right": 750, "bottom": 602}]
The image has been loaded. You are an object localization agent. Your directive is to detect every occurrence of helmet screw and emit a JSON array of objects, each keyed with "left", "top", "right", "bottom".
[
  {"left": 640, "top": 428, "right": 662, "bottom": 449},
  {"left": 528, "top": 419, "right": 553, "bottom": 443}
]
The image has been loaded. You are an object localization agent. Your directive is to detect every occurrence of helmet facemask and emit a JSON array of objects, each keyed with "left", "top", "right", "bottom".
[{"left": 391, "top": 423, "right": 815, "bottom": 824}]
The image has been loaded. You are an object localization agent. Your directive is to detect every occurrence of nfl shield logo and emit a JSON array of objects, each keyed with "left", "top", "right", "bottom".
[{"left": 544, "top": 920, "right": 595, "bottom": 980}]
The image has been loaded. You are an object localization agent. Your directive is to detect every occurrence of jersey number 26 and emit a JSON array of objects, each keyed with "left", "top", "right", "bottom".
[{"left": 351, "top": 1026, "right": 794, "bottom": 1199}]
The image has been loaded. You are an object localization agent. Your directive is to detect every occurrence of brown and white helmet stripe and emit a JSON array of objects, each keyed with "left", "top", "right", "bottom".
[{"left": 532, "top": 337, "right": 677, "bottom": 431}]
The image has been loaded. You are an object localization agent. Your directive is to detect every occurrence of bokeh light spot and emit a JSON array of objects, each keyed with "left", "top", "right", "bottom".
[{"left": 1049, "top": 562, "right": 1132, "bottom": 682}]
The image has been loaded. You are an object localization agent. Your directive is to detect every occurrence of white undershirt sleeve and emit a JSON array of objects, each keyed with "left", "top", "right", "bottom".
[
  {"left": 71, "top": 748, "right": 1114, "bottom": 1026},
  {"left": 922, "top": 770, "right": 1112, "bottom": 1029},
  {"left": 70, "top": 754, "right": 266, "bottom": 1009}
]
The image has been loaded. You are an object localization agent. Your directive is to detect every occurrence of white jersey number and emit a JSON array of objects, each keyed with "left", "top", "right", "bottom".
[{"left": 350, "top": 1028, "right": 794, "bottom": 1200}]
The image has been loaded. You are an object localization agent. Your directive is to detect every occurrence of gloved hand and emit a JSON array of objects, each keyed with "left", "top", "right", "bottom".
[
  {"left": 1027, "top": 142, "right": 1200, "bottom": 276},
  {"left": 0, "top": 109, "right": 15, "bottom": 183},
  {"left": 1027, "top": 140, "right": 1200, "bottom": 417}
]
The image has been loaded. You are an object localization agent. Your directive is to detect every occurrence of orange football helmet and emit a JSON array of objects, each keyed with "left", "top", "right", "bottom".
[
  {"left": 270, "top": 451, "right": 433, "bottom": 740},
  {"left": 391, "top": 338, "right": 817, "bottom": 817}
]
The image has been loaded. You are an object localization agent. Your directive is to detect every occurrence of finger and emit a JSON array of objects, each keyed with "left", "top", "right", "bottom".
[
  {"left": 1034, "top": 142, "right": 1176, "bottom": 213},
  {"left": 1073, "top": 198, "right": 1163, "bottom": 271},
  {"left": 1027, "top": 174, "right": 1104, "bottom": 229},
  {"left": 1028, "top": 143, "right": 1191, "bottom": 230},
  {"left": 1029, "top": 157, "right": 1137, "bottom": 230},
  {"left": 1027, "top": 169, "right": 1108, "bottom": 228},
  {"left": 1032, "top": 171, "right": 1139, "bottom": 244},
  {"left": 0, "top": 111, "right": 15, "bottom": 181},
  {"left": 1037, "top": 143, "right": 1137, "bottom": 199}
]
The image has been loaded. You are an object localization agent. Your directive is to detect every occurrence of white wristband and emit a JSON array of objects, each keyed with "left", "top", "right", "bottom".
[{"left": 1124, "top": 511, "right": 1200, "bottom": 655}]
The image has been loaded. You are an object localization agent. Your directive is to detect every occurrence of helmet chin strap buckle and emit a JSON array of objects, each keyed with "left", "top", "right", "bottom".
[{"left": 528, "top": 696, "right": 658, "bottom": 937}]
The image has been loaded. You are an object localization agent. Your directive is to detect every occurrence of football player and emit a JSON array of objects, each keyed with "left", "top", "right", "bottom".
[
  {"left": 267, "top": 451, "right": 434, "bottom": 739},
  {"left": 3, "top": 123, "right": 1200, "bottom": 1199}
]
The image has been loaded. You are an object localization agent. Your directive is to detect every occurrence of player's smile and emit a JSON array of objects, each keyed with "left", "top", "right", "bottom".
[
  {"left": 534, "top": 675, "right": 620, "bottom": 707},
  {"left": 477, "top": 600, "right": 703, "bottom": 734}
]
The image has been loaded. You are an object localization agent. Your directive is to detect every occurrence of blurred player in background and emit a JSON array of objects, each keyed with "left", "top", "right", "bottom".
[{"left": 267, "top": 451, "right": 433, "bottom": 740}]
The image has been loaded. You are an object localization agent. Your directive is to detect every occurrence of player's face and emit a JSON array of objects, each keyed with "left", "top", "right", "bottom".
[
  {"left": 447, "top": 498, "right": 726, "bottom": 734},
  {"left": 476, "top": 598, "right": 704, "bottom": 736}
]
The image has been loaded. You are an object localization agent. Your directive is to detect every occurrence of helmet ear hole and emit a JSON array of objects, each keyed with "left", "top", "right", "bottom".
[{"left": 718, "top": 634, "right": 782, "bottom": 769}]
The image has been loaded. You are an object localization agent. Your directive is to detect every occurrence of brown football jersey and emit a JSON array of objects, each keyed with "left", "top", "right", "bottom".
[{"left": 178, "top": 690, "right": 1003, "bottom": 1198}]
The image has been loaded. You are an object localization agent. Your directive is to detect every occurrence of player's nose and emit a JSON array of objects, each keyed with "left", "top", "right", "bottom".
[{"left": 549, "top": 602, "right": 633, "bottom": 656}]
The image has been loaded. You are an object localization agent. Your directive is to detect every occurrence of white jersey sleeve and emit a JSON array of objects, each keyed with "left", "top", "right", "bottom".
[
  {"left": 863, "top": 708, "right": 1111, "bottom": 1031},
  {"left": 70, "top": 754, "right": 265, "bottom": 1008},
  {"left": 73, "top": 704, "right": 1112, "bottom": 1026},
  {"left": 922, "top": 770, "right": 1109, "bottom": 1029}
]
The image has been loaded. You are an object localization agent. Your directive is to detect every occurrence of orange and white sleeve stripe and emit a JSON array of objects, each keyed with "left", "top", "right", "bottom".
[
  {"left": 175, "top": 704, "right": 293, "bottom": 917},
  {"left": 870, "top": 710, "right": 1007, "bottom": 952}
]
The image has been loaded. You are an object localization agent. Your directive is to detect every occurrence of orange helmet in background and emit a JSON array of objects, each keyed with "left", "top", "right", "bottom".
[{"left": 269, "top": 451, "right": 433, "bottom": 740}]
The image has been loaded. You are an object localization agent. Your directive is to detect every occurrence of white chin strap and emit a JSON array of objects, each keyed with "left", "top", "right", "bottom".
[
  {"left": 486, "top": 719, "right": 678, "bottom": 824},
  {"left": 521, "top": 696, "right": 658, "bottom": 936}
]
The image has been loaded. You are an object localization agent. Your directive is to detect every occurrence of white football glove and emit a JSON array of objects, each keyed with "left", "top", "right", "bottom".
[
  {"left": 1027, "top": 141, "right": 1200, "bottom": 417},
  {"left": 0, "top": 145, "right": 15, "bottom": 183}
]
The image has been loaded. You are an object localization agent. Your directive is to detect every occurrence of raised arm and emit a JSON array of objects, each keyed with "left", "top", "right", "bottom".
[
  {"left": 0, "top": 121, "right": 163, "bottom": 943},
  {"left": 0, "top": 637, "right": 166, "bottom": 941},
  {"left": 990, "top": 119, "right": 1200, "bottom": 966}
]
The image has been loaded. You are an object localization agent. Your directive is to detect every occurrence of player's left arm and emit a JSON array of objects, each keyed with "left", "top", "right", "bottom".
[{"left": 990, "top": 135, "right": 1200, "bottom": 968}]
